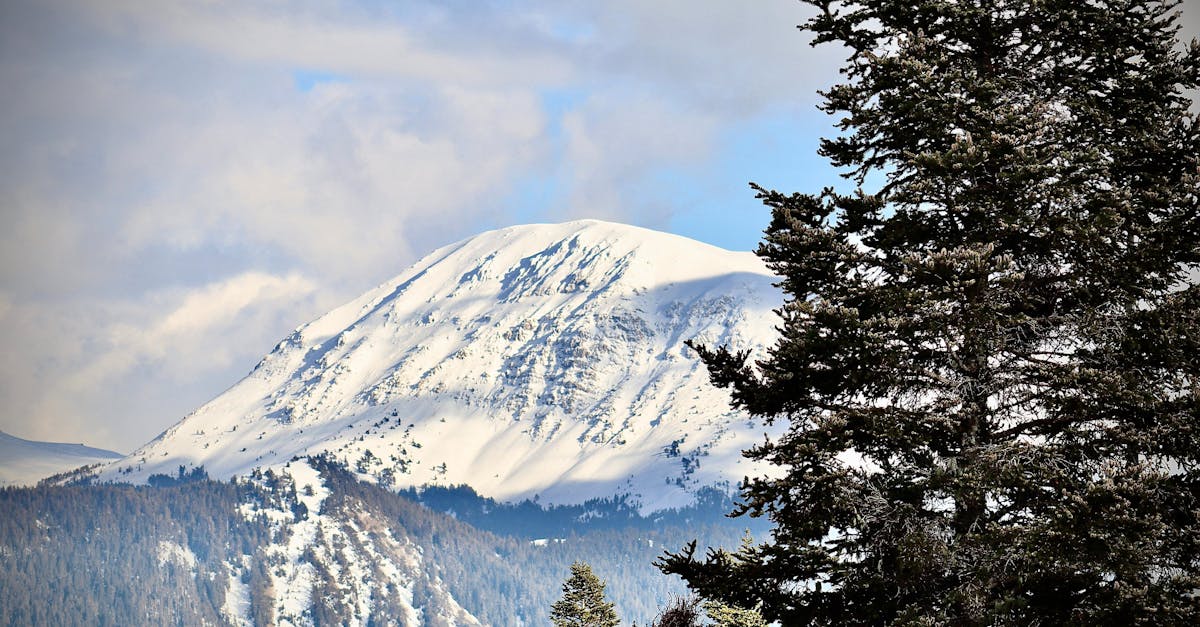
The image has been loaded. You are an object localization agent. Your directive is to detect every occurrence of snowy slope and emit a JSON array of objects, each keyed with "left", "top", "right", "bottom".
[
  {"left": 222, "top": 459, "right": 480, "bottom": 627},
  {"left": 0, "top": 430, "right": 122, "bottom": 486},
  {"left": 100, "top": 220, "right": 783, "bottom": 512}
]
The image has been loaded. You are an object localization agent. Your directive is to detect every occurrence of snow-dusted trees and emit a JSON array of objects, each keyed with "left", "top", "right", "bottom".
[{"left": 550, "top": 561, "right": 621, "bottom": 627}]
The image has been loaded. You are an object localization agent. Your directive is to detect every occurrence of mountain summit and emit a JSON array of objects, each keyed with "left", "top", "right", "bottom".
[{"left": 101, "top": 220, "right": 781, "bottom": 511}]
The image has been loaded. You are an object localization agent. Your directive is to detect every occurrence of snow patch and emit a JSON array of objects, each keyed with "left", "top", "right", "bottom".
[
  {"left": 221, "top": 558, "right": 253, "bottom": 627},
  {"left": 156, "top": 540, "right": 197, "bottom": 571}
]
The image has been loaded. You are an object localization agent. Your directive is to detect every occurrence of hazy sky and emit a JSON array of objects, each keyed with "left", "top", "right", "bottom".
[{"left": 2, "top": 1, "right": 1198, "bottom": 452}]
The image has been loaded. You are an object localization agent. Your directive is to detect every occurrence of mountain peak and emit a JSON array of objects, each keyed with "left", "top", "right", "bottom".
[{"left": 99, "top": 222, "right": 782, "bottom": 512}]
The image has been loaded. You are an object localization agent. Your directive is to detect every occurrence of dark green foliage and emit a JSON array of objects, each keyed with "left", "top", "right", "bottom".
[
  {"left": 403, "top": 483, "right": 768, "bottom": 539},
  {"left": 147, "top": 464, "right": 210, "bottom": 487},
  {"left": 662, "top": 0, "right": 1200, "bottom": 624},
  {"left": 549, "top": 561, "right": 621, "bottom": 627}
]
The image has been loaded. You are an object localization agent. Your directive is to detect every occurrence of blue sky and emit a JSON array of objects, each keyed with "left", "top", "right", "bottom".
[{"left": 1, "top": 0, "right": 1197, "bottom": 451}]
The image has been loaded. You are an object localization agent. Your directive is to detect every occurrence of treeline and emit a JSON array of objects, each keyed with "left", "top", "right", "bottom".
[{"left": 397, "top": 481, "right": 770, "bottom": 539}]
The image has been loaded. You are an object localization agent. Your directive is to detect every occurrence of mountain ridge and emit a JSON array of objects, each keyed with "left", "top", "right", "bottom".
[{"left": 0, "top": 430, "right": 122, "bottom": 486}]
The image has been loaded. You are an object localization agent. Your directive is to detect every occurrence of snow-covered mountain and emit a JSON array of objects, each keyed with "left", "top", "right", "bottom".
[
  {"left": 0, "top": 430, "right": 122, "bottom": 486},
  {"left": 100, "top": 220, "right": 782, "bottom": 512}
]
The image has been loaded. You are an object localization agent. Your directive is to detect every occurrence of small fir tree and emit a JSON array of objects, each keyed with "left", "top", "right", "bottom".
[
  {"left": 661, "top": 0, "right": 1200, "bottom": 624},
  {"left": 550, "top": 561, "right": 621, "bottom": 627}
]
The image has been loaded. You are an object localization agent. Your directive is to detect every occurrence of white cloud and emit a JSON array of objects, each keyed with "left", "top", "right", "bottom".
[
  {"left": 108, "top": 272, "right": 319, "bottom": 375},
  {"left": 558, "top": 91, "right": 719, "bottom": 223},
  {"left": 113, "top": 80, "right": 550, "bottom": 280},
  {"left": 0, "top": 273, "right": 330, "bottom": 450},
  {"left": 554, "top": 0, "right": 837, "bottom": 111},
  {"left": 75, "top": 0, "right": 576, "bottom": 88}
]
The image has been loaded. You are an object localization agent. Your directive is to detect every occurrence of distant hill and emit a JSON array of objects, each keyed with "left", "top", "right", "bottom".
[{"left": 0, "top": 430, "right": 121, "bottom": 486}]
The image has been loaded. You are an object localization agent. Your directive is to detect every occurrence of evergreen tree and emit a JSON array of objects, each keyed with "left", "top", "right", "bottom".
[
  {"left": 550, "top": 561, "right": 621, "bottom": 627},
  {"left": 661, "top": 0, "right": 1199, "bottom": 624},
  {"left": 702, "top": 601, "right": 768, "bottom": 627}
]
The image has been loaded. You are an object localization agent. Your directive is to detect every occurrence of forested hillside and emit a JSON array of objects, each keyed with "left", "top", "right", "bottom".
[
  {"left": 0, "top": 479, "right": 270, "bottom": 625},
  {"left": 0, "top": 459, "right": 750, "bottom": 625}
]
